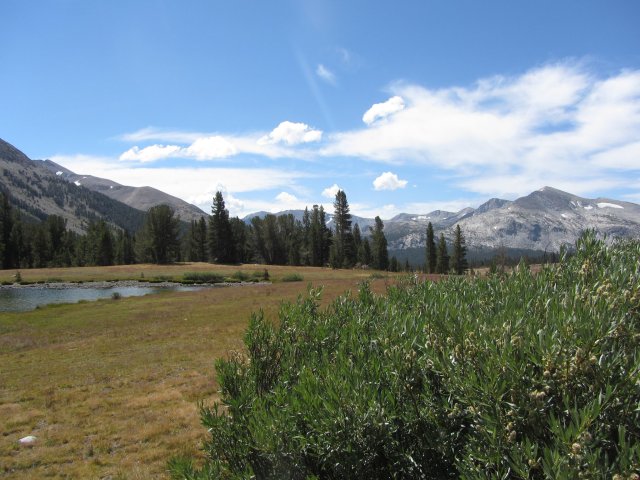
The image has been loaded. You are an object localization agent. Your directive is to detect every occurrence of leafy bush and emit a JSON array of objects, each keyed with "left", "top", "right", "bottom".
[
  {"left": 171, "top": 233, "right": 640, "bottom": 479},
  {"left": 231, "top": 271, "right": 251, "bottom": 282},
  {"left": 281, "top": 273, "right": 304, "bottom": 282},
  {"left": 182, "top": 272, "right": 225, "bottom": 284}
]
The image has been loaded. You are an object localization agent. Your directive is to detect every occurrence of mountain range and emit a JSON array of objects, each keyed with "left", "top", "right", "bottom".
[
  {"left": 37, "top": 159, "right": 207, "bottom": 223},
  {"left": 0, "top": 138, "right": 206, "bottom": 233},
  {"left": 1, "top": 138, "right": 638, "bottom": 259},
  {"left": 245, "top": 188, "right": 640, "bottom": 261}
]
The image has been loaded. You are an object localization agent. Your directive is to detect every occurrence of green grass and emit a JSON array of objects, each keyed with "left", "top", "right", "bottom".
[
  {"left": 0, "top": 264, "right": 387, "bottom": 479},
  {"left": 172, "top": 234, "right": 640, "bottom": 479},
  {"left": 182, "top": 271, "right": 225, "bottom": 283}
]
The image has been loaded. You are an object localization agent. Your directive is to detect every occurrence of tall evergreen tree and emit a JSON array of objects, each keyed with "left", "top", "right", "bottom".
[
  {"left": 451, "top": 224, "right": 468, "bottom": 275},
  {"left": 361, "top": 238, "right": 372, "bottom": 266},
  {"left": 230, "top": 217, "right": 249, "bottom": 264},
  {"left": 436, "top": 233, "right": 449, "bottom": 274},
  {"left": 370, "top": 216, "right": 389, "bottom": 271},
  {"left": 188, "top": 217, "right": 208, "bottom": 262},
  {"left": 115, "top": 229, "right": 135, "bottom": 265},
  {"left": 309, "top": 205, "right": 330, "bottom": 266},
  {"left": 426, "top": 222, "right": 436, "bottom": 274},
  {"left": 209, "top": 191, "right": 234, "bottom": 263},
  {"left": 137, "top": 205, "right": 180, "bottom": 264},
  {"left": 330, "top": 190, "right": 356, "bottom": 268},
  {"left": 389, "top": 255, "right": 399, "bottom": 272}
]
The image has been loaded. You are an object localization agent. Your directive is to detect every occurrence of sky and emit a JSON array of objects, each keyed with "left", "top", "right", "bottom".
[{"left": 1, "top": 0, "right": 640, "bottom": 219}]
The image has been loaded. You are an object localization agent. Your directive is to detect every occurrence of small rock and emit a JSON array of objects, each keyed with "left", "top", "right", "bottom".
[{"left": 19, "top": 435, "right": 37, "bottom": 446}]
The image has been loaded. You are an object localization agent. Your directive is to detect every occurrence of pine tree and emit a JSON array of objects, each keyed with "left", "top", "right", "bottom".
[
  {"left": 451, "top": 225, "right": 468, "bottom": 275},
  {"left": 209, "top": 191, "right": 234, "bottom": 263},
  {"left": 230, "top": 217, "right": 249, "bottom": 263},
  {"left": 389, "top": 256, "right": 399, "bottom": 272},
  {"left": 436, "top": 233, "right": 449, "bottom": 274},
  {"left": 188, "top": 217, "right": 208, "bottom": 262},
  {"left": 353, "top": 223, "right": 362, "bottom": 265},
  {"left": 330, "top": 190, "right": 356, "bottom": 268},
  {"left": 426, "top": 222, "right": 436, "bottom": 274},
  {"left": 137, "top": 205, "right": 180, "bottom": 264},
  {"left": 370, "top": 216, "right": 389, "bottom": 271}
]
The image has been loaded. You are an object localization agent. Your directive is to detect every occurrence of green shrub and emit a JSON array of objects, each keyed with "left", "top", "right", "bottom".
[
  {"left": 172, "top": 233, "right": 640, "bottom": 479},
  {"left": 281, "top": 273, "right": 304, "bottom": 282},
  {"left": 182, "top": 272, "right": 225, "bottom": 284},
  {"left": 254, "top": 269, "right": 270, "bottom": 281},
  {"left": 231, "top": 271, "right": 251, "bottom": 282}
]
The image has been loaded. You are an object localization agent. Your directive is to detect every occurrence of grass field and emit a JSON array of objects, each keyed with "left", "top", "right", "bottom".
[{"left": 0, "top": 263, "right": 394, "bottom": 479}]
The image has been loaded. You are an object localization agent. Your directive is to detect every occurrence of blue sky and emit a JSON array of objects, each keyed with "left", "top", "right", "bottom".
[{"left": 2, "top": 0, "right": 640, "bottom": 218}]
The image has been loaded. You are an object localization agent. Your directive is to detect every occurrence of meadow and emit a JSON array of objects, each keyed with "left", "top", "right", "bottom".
[{"left": 0, "top": 263, "right": 391, "bottom": 479}]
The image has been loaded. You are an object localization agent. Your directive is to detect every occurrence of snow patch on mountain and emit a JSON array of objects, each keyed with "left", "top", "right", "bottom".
[{"left": 597, "top": 202, "right": 623, "bottom": 209}]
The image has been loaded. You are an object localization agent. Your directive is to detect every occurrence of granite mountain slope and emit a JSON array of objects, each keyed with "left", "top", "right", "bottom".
[{"left": 38, "top": 160, "right": 207, "bottom": 223}]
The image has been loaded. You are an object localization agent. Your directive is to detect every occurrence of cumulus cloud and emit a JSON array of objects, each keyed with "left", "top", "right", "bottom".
[
  {"left": 373, "top": 172, "right": 408, "bottom": 191},
  {"left": 362, "top": 96, "right": 405, "bottom": 125},
  {"left": 119, "top": 144, "right": 181, "bottom": 162},
  {"left": 324, "top": 63, "right": 640, "bottom": 198},
  {"left": 316, "top": 64, "right": 337, "bottom": 85},
  {"left": 50, "top": 154, "right": 307, "bottom": 216},
  {"left": 276, "top": 192, "right": 299, "bottom": 203},
  {"left": 259, "top": 121, "right": 322, "bottom": 145},
  {"left": 184, "top": 136, "right": 238, "bottom": 160},
  {"left": 321, "top": 183, "right": 341, "bottom": 198}
]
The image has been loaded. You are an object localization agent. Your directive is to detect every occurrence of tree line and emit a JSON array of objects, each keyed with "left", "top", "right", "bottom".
[
  {"left": 1, "top": 190, "right": 469, "bottom": 273},
  {"left": 425, "top": 221, "right": 468, "bottom": 275}
]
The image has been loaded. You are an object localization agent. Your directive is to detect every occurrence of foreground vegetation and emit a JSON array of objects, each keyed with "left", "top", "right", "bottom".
[
  {"left": 0, "top": 264, "right": 389, "bottom": 478},
  {"left": 172, "top": 234, "right": 640, "bottom": 479}
]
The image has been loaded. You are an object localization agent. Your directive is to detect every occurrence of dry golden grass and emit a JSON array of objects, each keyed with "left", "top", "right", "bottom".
[
  {"left": 0, "top": 262, "right": 379, "bottom": 284},
  {"left": 0, "top": 265, "right": 392, "bottom": 479}
]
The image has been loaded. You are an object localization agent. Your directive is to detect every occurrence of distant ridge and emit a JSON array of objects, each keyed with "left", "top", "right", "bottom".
[
  {"left": 243, "top": 186, "right": 640, "bottom": 256},
  {"left": 0, "top": 138, "right": 145, "bottom": 233},
  {"left": 38, "top": 159, "right": 208, "bottom": 223}
]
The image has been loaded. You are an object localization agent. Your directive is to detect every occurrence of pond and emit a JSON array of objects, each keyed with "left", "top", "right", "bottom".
[{"left": 0, "top": 283, "right": 204, "bottom": 313}]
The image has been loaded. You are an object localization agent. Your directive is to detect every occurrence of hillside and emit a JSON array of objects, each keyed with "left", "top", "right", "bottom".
[
  {"left": 38, "top": 159, "right": 208, "bottom": 223},
  {"left": 385, "top": 187, "right": 640, "bottom": 252},
  {"left": 0, "top": 139, "right": 145, "bottom": 233}
]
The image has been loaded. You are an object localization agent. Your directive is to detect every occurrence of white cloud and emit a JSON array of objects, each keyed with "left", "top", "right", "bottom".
[
  {"left": 119, "top": 144, "right": 181, "bottom": 162},
  {"left": 362, "top": 95, "right": 405, "bottom": 125},
  {"left": 276, "top": 191, "right": 298, "bottom": 203},
  {"left": 118, "top": 127, "right": 205, "bottom": 143},
  {"left": 259, "top": 121, "right": 322, "bottom": 145},
  {"left": 184, "top": 136, "right": 238, "bottom": 160},
  {"left": 316, "top": 64, "right": 337, "bottom": 85},
  {"left": 50, "top": 155, "right": 308, "bottom": 216},
  {"left": 373, "top": 171, "right": 408, "bottom": 191},
  {"left": 113, "top": 62, "right": 640, "bottom": 203},
  {"left": 324, "top": 63, "right": 640, "bottom": 198},
  {"left": 321, "top": 183, "right": 341, "bottom": 198}
]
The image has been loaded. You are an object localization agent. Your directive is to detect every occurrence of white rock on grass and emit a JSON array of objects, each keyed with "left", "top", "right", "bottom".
[{"left": 19, "top": 435, "right": 37, "bottom": 446}]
